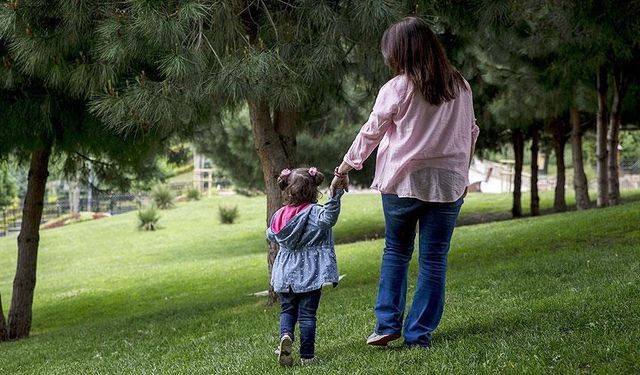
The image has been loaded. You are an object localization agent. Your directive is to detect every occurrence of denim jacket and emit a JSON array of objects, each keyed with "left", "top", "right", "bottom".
[{"left": 267, "top": 189, "right": 344, "bottom": 293}]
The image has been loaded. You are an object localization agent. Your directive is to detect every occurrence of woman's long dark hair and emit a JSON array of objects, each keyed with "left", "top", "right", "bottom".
[{"left": 381, "top": 17, "right": 466, "bottom": 106}]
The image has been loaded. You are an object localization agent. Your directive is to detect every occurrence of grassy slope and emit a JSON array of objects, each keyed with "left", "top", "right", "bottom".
[
  {"left": 167, "top": 171, "right": 194, "bottom": 184},
  {"left": 0, "top": 192, "right": 638, "bottom": 374}
]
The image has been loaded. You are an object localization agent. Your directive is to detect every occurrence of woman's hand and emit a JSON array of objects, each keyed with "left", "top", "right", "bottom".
[
  {"left": 330, "top": 175, "right": 349, "bottom": 197},
  {"left": 330, "top": 161, "right": 353, "bottom": 197}
]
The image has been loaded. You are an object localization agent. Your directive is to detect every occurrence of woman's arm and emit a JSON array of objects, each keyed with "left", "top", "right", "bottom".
[
  {"left": 469, "top": 121, "right": 480, "bottom": 168},
  {"left": 331, "top": 78, "right": 406, "bottom": 194},
  {"left": 342, "top": 78, "right": 406, "bottom": 170},
  {"left": 463, "top": 120, "right": 480, "bottom": 198}
]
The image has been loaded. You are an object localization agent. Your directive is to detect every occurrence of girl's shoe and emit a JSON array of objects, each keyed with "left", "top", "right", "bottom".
[
  {"left": 278, "top": 335, "right": 293, "bottom": 367},
  {"left": 300, "top": 357, "right": 316, "bottom": 366},
  {"left": 366, "top": 332, "right": 401, "bottom": 346}
]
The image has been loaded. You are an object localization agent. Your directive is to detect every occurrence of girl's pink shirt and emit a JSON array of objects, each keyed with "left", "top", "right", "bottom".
[
  {"left": 270, "top": 203, "right": 312, "bottom": 234},
  {"left": 343, "top": 74, "right": 480, "bottom": 202}
]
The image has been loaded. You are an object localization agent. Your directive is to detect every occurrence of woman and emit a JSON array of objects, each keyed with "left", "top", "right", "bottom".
[{"left": 330, "top": 17, "right": 479, "bottom": 348}]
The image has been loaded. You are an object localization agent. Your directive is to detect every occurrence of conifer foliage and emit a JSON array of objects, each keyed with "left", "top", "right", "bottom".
[
  {"left": 79, "top": 0, "right": 405, "bottom": 302},
  {"left": 429, "top": 0, "right": 640, "bottom": 214},
  {"left": 0, "top": 0, "right": 408, "bottom": 326},
  {"left": 0, "top": 1, "right": 166, "bottom": 340}
]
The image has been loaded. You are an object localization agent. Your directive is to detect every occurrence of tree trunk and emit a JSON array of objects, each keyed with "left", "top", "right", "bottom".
[
  {"left": 530, "top": 125, "right": 540, "bottom": 216},
  {"left": 511, "top": 128, "right": 524, "bottom": 217},
  {"left": 0, "top": 293, "right": 8, "bottom": 341},
  {"left": 607, "top": 68, "right": 626, "bottom": 206},
  {"left": 570, "top": 107, "right": 591, "bottom": 210},
  {"left": 542, "top": 146, "right": 550, "bottom": 175},
  {"left": 596, "top": 65, "right": 609, "bottom": 207},
  {"left": 8, "top": 145, "right": 51, "bottom": 339},
  {"left": 248, "top": 100, "right": 297, "bottom": 305},
  {"left": 551, "top": 118, "right": 569, "bottom": 212}
]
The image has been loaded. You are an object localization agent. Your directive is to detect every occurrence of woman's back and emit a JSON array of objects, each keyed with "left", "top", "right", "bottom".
[{"left": 344, "top": 74, "right": 478, "bottom": 202}]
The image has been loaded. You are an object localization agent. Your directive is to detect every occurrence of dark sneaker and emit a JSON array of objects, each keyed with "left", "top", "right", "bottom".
[
  {"left": 366, "top": 332, "right": 401, "bottom": 346},
  {"left": 278, "top": 335, "right": 293, "bottom": 366}
]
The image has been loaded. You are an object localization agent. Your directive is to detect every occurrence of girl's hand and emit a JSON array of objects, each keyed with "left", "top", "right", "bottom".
[
  {"left": 330, "top": 175, "right": 349, "bottom": 197},
  {"left": 330, "top": 161, "right": 352, "bottom": 197}
]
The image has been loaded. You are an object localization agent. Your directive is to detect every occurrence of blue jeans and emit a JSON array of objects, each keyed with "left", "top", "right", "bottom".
[
  {"left": 279, "top": 289, "right": 322, "bottom": 359},
  {"left": 375, "top": 194, "right": 463, "bottom": 347}
]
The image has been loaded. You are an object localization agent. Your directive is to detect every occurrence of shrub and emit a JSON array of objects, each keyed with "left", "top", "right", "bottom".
[
  {"left": 186, "top": 187, "right": 201, "bottom": 201},
  {"left": 219, "top": 204, "right": 239, "bottom": 224},
  {"left": 151, "top": 184, "right": 174, "bottom": 209},
  {"left": 138, "top": 206, "right": 160, "bottom": 231}
]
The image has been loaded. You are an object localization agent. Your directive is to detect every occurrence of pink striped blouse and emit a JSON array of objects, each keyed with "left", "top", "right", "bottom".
[{"left": 343, "top": 74, "right": 479, "bottom": 202}]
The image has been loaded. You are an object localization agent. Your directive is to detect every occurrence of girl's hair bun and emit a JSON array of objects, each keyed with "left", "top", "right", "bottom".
[
  {"left": 277, "top": 168, "right": 291, "bottom": 190},
  {"left": 310, "top": 168, "right": 324, "bottom": 186}
]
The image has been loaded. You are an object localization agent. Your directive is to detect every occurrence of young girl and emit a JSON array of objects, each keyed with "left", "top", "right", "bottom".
[{"left": 267, "top": 167, "right": 343, "bottom": 366}]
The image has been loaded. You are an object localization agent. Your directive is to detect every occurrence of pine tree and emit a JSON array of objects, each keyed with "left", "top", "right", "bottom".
[
  {"left": 523, "top": 0, "right": 640, "bottom": 207},
  {"left": 0, "top": 2, "right": 166, "bottom": 340},
  {"left": 0, "top": 168, "right": 17, "bottom": 210},
  {"left": 431, "top": 0, "right": 562, "bottom": 216},
  {"left": 80, "top": 1, "right": 405, "bottom": 302},
  {"left": 193, "top": 90, "right": 378, "bottom": 191},
  {"left": 432, "top": 0, "right": 640, "bottom": 214}
]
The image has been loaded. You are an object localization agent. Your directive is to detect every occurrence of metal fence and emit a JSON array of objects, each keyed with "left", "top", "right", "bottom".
[
  {"left": 0, "top": 182, "right": 199, "bottom": 237},
  {"left": 621, "top": 159, "right": 640, "bottom": 174},
  {"left": 0, "top": 193, "right": 145, "bottom": 237}
]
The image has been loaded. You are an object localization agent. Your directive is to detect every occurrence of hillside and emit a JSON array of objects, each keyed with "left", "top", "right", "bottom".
[{"left": 0, "top": 193, "right": 638, "bottom": 373}]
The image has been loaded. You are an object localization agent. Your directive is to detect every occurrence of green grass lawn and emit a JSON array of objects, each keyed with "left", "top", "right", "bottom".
[
  {"left": 0, "top": 192, "right": 639, "bottom": 374},
  {"left": 167, "top": 171, "right": 194, "bottom": 184}
]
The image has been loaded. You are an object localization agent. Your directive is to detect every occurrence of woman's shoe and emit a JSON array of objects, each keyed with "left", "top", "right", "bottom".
[
  {"left": 366, "top": 332, "right": 401, "bottom": 346},
  {"left": 278, "top": 335, "right": 293, "bottom": 366}
]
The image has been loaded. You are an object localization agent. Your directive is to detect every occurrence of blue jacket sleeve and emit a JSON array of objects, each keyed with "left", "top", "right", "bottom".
[
  {"left": 266, "top": 227, "right": 277, "bottom": 243},
  {"left": 266, "top": 213, "right": 277, "bottom": 243},
  {"left": 315, "top": 189, "right": 344, "bottom": 229}
]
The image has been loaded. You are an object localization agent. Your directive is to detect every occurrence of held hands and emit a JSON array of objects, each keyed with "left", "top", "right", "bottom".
[
  {"left": 329, "top": 163, "right": 352, "bottom": 197},
  {"left": 330, "top": 175, "right": 349, "bottom": 197}
]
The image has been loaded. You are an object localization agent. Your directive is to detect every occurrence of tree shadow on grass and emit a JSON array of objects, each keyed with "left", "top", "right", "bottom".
[
  {"left": 437, "top": 299, "right": 604, "bottom": 345},
  {"left": 458, "top": 191, "right": 640, "bottom": 227},
  {"left": 334, "top": 192, "right": 640, "bottom": 245},
  {"left": 316, "top": 295, "right": 614, "bottom": 367}
]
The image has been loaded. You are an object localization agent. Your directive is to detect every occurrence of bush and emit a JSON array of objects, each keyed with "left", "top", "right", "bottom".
[
  {"left": 186, "top": 187, "right": 201, "bottom": 201},
  {"left": 219, "top": 204, "right": 239, "bottom": 224},
  {"left": 151, "top": 184, "right": 174, "bottom": 209},
  {"left": 138, "top": 206, "right": 160, "bottom": 231}
]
